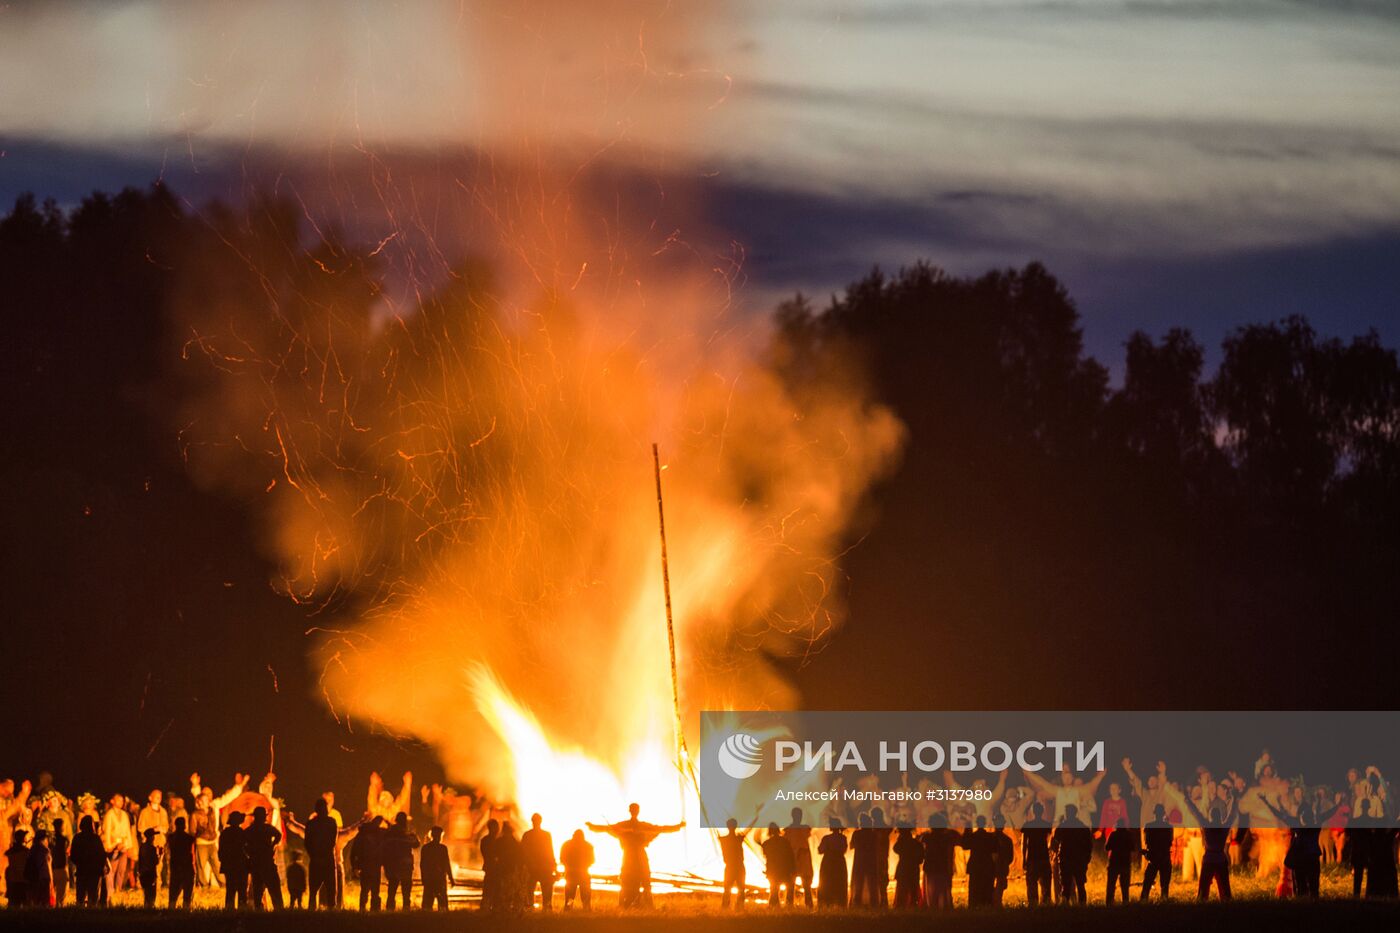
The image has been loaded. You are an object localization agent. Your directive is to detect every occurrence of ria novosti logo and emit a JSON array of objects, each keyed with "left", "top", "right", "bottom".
[{"left": 716, "top": 732, "right": 763, "bottom": 779}]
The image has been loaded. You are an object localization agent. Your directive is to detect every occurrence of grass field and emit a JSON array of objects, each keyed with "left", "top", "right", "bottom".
[
  {"left": 1, "top": 864, "right": 1397, "bottom": 932},
  {"left": 0, "top": 899, "right": 1399, "bottom": 933}
]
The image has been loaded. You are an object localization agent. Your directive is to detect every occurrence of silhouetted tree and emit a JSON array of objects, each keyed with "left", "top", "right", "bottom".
[
  {"left": 1107, "top": 329, "right": 1219, "bottom": 496},
  {"left": 0, "top": 186, "right": 442, "bottom": 807},
  {"left": 776, "top": 264, "right": 1400, "bottom": 708}
]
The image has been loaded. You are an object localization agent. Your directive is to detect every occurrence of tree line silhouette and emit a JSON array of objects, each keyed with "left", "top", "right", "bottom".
[{"left": 774, "top": 262, "right": 1399, "bottom": 710}]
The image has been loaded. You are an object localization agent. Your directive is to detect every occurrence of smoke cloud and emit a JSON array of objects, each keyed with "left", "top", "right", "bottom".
[{"left": 165, "top": 0, "right": 902, "bottom": 796}]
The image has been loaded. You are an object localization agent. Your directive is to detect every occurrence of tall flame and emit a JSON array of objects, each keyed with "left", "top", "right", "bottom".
[{"left": 469, "top": 664, "right": 715, "bottom": 878}]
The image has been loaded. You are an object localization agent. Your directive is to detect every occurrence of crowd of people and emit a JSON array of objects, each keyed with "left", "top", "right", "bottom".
[
  {"left": 1, "top": 750, "right": 1397, "bottom": 911},
  {"left": 747, "top": 752, "right": 1399, "bottom": 909},
  {"left": 0, "top": 769, "right": 484, "bottom": 911}
]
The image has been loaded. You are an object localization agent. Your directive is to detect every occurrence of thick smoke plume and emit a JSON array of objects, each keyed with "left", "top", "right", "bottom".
[{"left": 169, "top": 1, "right": 901, "bottom": 797}]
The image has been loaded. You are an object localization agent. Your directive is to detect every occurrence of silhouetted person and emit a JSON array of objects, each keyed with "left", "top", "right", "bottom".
[
  {"left": 992, "top": 814, "right": 1014, "bottom": 906},
  {"left": 49, "top": 820, "right": 69, "bottom": 906},
  {"left": 420, "top": 826, "right": 455, "bottom": 911},
  {"left": 521, "top": 812, "right": 556, "bottom": 910},
  {"left": 218, "top": 811, "right": 249, "bottom": 909},
  {"left": 785, "top": 807, "right": 815, "bottom": 908},
  {"left": 244, "top": 807, "right": 284, "bottom": 910},
  {"left": 870, "top": 807, "right": 893, "bottom": 907},
  {"left": 586, "top": 803, "right": 684, "bottom": 908},
  {"left": 892, "top": 826, "right": 922, "bottom": 908},
  {"left": 963, "top": 815, "right": 998, "bottom": 907},
  {"left": 1348, "top": 799, "right": 1374, "bottom": 896},
  {"left": 301, "top": 798, "right": 351, "bottom": 909},
  {"left": 4, "top": 829, "right": 29, "bottom": 908},
  {"left": 71, "top": 816, "right": 108, "bottom": 906},
  {"left": 817, "top": 819, "right": 848, "bottom": 909},
  {"left": 479, "top": 818, "right": 501, "bottom": 910},
  {"left": 137, "top": 828, "right": 160, "bottom": 907},
  {"left": 920, "top": 813, "right": 959, "bottom": 911},
  {"left": 719, "top": 818, "right": 748, "bottom": 909},
  {"left": 166, "top": 816, "right": 196, "bottom": 908},
  {"left": 383, "top": 811, "right": 420, "bottom": 909},
  {"left": 25, "top": 830, "right": 53, "bottom": 907},
  {"left": 762, "top": 822, "right": 797, "bottom": 906},
  {"left": 353, "top": 815, "right": 385, "bottom": 911},
  {"left": 849, "top": 812, "right": 879, "bottom": 907},
  {"left": 1367, "top": 814, "right": 1399, "bottom": 898},
  {"left": 1051, "top": 804, "right": 1092, "bottom": 904},
  {"left": 286, "top": 852, "right": 307, "bottom": 908},
  {"left": 1140, "top": 803, "right": 1174, "bottom": 900},
  {"left": 494, "top": 822, "right": 525, "bottom": 910},
  {"left": 1179, "top": 789, "right": 1237, "bottom": 900},
  {"left": 1020, "top": 803, "right": 1053, "bottom": 906},
  {"left": 1262, "top": 794, "right": 1339, "bottom": 898},
  {"left": 559, "top": 829, "right": 594, "bottom": 910},
  {"left": 1104, "top": 818, "right": 1135, "bottom": 903}
]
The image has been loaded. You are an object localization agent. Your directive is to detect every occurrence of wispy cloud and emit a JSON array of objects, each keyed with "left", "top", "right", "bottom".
[
  {"left": 809, "top": 0, "right": 1400, "bottom": 25},
  {"left": 1, "top": 0, "right": 1395, "bottom": 358}
]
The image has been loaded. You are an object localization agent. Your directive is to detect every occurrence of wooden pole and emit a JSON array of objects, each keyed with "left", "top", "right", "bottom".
[
  {"left": 653, "top": 444, "right": 718, "bottom": 848},
  {"left": 652, "top": 442, "right": 687, "bottom": 770}
]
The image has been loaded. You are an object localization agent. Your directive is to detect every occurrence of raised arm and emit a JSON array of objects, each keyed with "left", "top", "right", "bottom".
[
  {"left": 426, "top": 784, "right": 444, "bottom": 824},
  {"left": 943, "top": 770, "right": 963, "bottom": 791},
  {"left": 1083, "top": 770, "right": 1108, "bottom": 796},
  {"left": 1121, "top": 759, "right": 1143, "bottom": 797},
  {"left": 368, "top": 772, "right": 383, "bottom": 814},
  {"left": 1021, "top": 768, "right": 1055, "bottom": 796},
  {"left": 1172, "top": 785, "right": 1206, "bottom": 827},
  {"left": 745, "top": 803, "right": 765, "bottom": 834},
  {"left": 1374, "top": 770, "right": 1390, "bottom": 802},
  {"left": 210, "top": 775, "right": 248, "bottom": 813},
  {"left": 991, "top": 769, "right": 1009, "bottom": 805},
  {"left": 394, "top": 772, "right": 414, "bottom": 816},
  {"left": 1259, "top": 795, "right": 1290, "bottom": 825}
]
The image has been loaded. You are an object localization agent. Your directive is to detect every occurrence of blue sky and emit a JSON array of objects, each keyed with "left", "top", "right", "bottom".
[{"left": 2, "top": 0, "right": 1396, "bottom": 370}]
